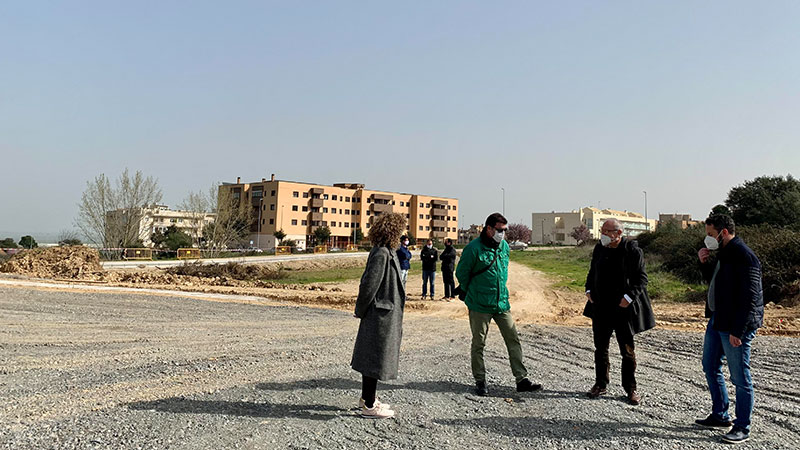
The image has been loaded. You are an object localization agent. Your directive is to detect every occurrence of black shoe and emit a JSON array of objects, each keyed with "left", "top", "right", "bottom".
[
  {"left": 516, "top": 378, "right": 542, "bottom": 392},
  {"left": 695, "top": 415, "right": 733, "bottom": 428},
  {"left": 587, "top": 384, "right": 607, "bottom": 398},
  {"left": 721, "top": 426, "right": 750, "bottom": 444},
  {"left": 475, "top": 381, "right": 488, "bottom": 396}
]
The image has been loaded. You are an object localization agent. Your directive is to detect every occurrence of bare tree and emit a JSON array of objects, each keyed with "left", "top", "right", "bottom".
[
  {"left": 76, "top": 169, "right": 163, "bottom": 247},
  {"left": 570, "top": 224, "right": 593, "bottom": 246},
  {"left": 178, "top": 189, "right": 213, "bottom": 248},
  {"left": 196, "top": 185, "right": 252, "bottom": 256},
  {"left": 57, "top": 229, "right": 83, "bottom": 246}
]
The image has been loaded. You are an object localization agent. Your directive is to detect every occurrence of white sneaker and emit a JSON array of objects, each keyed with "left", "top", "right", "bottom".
[
  {"left": 359, "top": 398, "right": 390, "bottom": 409},
  {"left": 359, "top": 403, "right": 395, "bottom": 419}
]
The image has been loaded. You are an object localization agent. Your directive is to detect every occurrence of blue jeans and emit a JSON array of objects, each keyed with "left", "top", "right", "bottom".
[
  {"left": 702, "top": 315, "right": 757, "bottom": 430},
  {"left": 422, "top": 270, "right": 435, "bottom": 297}
]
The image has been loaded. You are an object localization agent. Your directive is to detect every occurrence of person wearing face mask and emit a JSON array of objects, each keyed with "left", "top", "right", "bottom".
[
  {"left": 695, "top": 214, "right": 763, "bottom": 444},
  {"left": 396, "top": 236, "right": 412, "bottom": 289},
  {"left": 583, "top": 218, "right": 655, "bottom": 406},
  {"left": 456, "top": 212, "right": 541, "bottom": 396},
  {"left": 420, "top": 239, "right": 439, "bottom": 300},
  {"left": 440, "top": 239, "right": 457, "bottom": 300}
]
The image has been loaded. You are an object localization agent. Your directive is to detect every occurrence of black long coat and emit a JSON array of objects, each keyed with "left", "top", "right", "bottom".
[{"left": 583, "top": 238, "right": 656, "bottom": 334}]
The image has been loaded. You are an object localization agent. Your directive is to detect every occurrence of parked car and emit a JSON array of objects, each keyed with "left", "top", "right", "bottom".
[{"left": 509, "top": 241, "right": 528, "bottom": 250}]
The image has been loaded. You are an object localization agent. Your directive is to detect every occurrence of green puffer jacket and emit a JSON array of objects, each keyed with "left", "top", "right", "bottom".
[{"left": 455, "top": 236, "right": 510, "bottom": 314}]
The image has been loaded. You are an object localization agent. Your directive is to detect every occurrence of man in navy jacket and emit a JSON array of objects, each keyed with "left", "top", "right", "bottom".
[{"left": 696, "top": 214, "right": 763, "bottom": 444}]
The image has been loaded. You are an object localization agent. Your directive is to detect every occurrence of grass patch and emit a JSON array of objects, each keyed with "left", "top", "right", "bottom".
[
  {"left": 275, "top": 260, "right": 424, "bottom": 285},
  {"left": 509, "top": 247, "right": 706, "bottom": 303}
]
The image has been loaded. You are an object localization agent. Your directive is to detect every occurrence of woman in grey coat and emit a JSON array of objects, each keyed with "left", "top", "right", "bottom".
[{"left": 351, "top": 212, "right": 407, "bottom": 419}]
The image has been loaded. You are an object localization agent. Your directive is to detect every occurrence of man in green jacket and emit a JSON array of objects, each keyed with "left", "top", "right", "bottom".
[{"left": 456, "top": 212, "right": 542, "bottom": 396}]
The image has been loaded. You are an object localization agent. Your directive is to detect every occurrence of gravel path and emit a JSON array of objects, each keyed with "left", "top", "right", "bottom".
[{"left": 1, "top": 285, "right": 799, "bottom": 449}]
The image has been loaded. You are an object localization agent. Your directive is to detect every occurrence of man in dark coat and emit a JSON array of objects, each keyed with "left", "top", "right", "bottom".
[
  {"left": 439, "top": 238, "right": 457, "bottom": 300},
  {"left": 420, "top": 239, "right": 438, "bottom": 299},
  {"left": 583, "top": 218, "right": 655, "bottom": 406},
  {"left": 695, "top": 214, "right": 763, "bottom": 444},
  {"left": 396, "top": 236, "right": 412, "bottom": 289}
]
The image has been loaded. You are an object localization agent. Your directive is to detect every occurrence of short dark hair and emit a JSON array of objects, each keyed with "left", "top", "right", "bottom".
[
  {"left": 445, "top": 238, "right": 452, "bottom": 245},
  {"left": 485, "top": 213, "right": 508, "bottom": 227},
  {"left": 705, "top": 214, "right": 735, "bottom": 235}
]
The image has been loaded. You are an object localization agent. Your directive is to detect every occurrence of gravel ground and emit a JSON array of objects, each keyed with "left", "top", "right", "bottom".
[{"left": 1, "top": 285, "right": 799, "bottom": 449}]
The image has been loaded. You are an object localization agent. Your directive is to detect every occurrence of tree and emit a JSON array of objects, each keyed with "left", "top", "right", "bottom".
[
  {"left": 274, "top": 229, "right": 286, "bottom": 241},
  {"left": 19, "top": 235, "right": 38, "bottom": 249},
  {"left": 58, "top": 230, "right": 83, "bottom": 246},
  {"left": 151, "top": 226, "right": 193, "bottom": 251},
  {"left": 1, "top": 238, "right": 18, "bottom": 249},
  {"left": 76, "top": 169, "right": 163, "bottom": 247},
  {"left": 187, "top": 185, "right": 252, "bottom": 256},
  {"left": 506, "top": 223, "right": 532, "bottom": 243},
  {"left": 570, "top": 225, "right": 592, "bottom": 246},
  {"left": 710, "top": 204, "right": 731, "bottom": 217},
  {"left": 354, "top": 228, "right": 364, "bottom": 244},
  {"left": 313, "top": 226, "right": 331, "bottom": 246},
  {"left": 725, "top": 175, "right": 800, "bottom": 229},
  {"left": 178, "top": 190, "right": 214, "bottom": 248}
]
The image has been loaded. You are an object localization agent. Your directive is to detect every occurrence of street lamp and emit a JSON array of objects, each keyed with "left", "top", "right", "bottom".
[
  {"left": 642, "top": 190, "right": 648, "bottom": 230},
  {"left": 501, "top": 187, "right": 505, "bottom": 216}
]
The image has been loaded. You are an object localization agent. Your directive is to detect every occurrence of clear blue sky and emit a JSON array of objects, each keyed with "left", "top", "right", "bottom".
[{"left": 2, "top": 1, "right": 799, "bottom": 238}]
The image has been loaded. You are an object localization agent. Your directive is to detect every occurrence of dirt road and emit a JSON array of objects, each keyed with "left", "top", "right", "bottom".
[{"left": 2, "top": 284, "right": 799, "bottom": 449}]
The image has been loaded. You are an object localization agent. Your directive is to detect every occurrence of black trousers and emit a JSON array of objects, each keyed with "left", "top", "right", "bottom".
[
  {"left": 361, "top": 375, "right": 377, "bottom": 407},
  {"left": 592, "top": 314, "right": 637, "bottom": 393},
  {"left": 442, "top": 269, "right": 455, "bottom": 298}
]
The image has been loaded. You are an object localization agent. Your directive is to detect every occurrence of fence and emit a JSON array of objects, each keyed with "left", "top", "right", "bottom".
[
  {"left": 123, "top": 248, "right": 153, "bottom": 260},
  {"left": 177, "top": 248, "right": 204, "bottom": 260},
  {"left": 314, "top": 245, "right": 328, "bottom": 254},
  {"left": 275, "top": 246, "right": 292, "bottom": 255}
]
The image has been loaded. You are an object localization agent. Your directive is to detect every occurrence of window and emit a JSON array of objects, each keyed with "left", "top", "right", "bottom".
[
  {"left": 261, "top": 219, "right": 265, "bottom": 225},
  {"left": 346, "top": 197, "right": 350, "bottom": 202},
  {"left": 366, "top": 223, "right": 371, "bottom": 228},
  {"left": 323, "top": 207, "right": 328, "bottom": 213},
  {"left": 345, "top": 223, "right": 350, "bottom": 228},
  {"left": 303, "top": 192, "right": 309, "bottom": 198},
  {"left": 330, "top": 222, "right": 335, "bottom": 227},
  {"left": 419, "top": 202, "right": 423, "bottom": 207},
  {"left": 367, "top": 198, "right": 372, "bottom": 203},
  {"left": 252, "top": 190, "right": 263, "bottom": 198},
  {"left": 322, "top": 221, "right": 328, "bottom": 226},
  {"left": 293, "top": 191, "right": 299, "bottom": 198},
  {"left": 302, "top": 220, "right": 308, "bottom": 226},
  {"left": 345, "top": 209, "right": 350, "bottom": 215},
  {"left": 292, "top": 205, "right": 298, "bottom": 211},
  {"left": 447, "top": 205, "right": 451, "bottom": 210},
  {"left": 426, "top": 203, "right": 430, "bottom": 208},
  {"left": 392, "top": 200, "right": 396, "bottom": 205},
  {"left": 269, "top": 219, "right": 274, "bottom": 224},
  {"left": 323, "top": 194, "right": 329, "bottom": 200},
  {"left": 291, "top": 219, "right": 298, "bottom": 225},
  {"left": 419, "top": 226, "right": 423, "bottom": 230},
  {"left": 453, "top": 206, "right": 457, "bottom": 211},
  {"left": 426, "top": 215, "right": 430, "bottom": 219},
  {"left": 339, "top": 209, "right": 342, "bottom": 214},
  {"left": 366, "top": 211, "right": 371, "bottom": 216},
  {"left": 170, "top": 218, "right": 177, "bottom": 223},
  {"left": 406, "top": 214, "right": 409, "bottom": 218},
  {"left": 332, "top": 195, "right": 337, "bottom": 200},
  {"left": 426, "top": 226, "right": 430, "bottom": 231},
  {"left": 271, "top": 190, "right": 276, "bottom": 196},
  {"left": 399, "top": 201, "right": 404, "bottom": 207},
  {"left": 312, "top": 207, "right": 320, "bottom": 213},
  {"left": 339, "top": 222, "right": 342, "bottom": 227},
  {"left": 419, "top": 214, "right": 424, "bottom": 219},
  {"left": 270, "top": 204, "right": 275, "bottom": 211},
  {"left": 302, "top": 206, "right": 308, "bottom": 212}
]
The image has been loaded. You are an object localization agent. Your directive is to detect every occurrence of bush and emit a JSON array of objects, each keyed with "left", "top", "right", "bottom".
[
  {"left": 166, "top": 262, "right": 286, "bottom": 281},
  {"left": 637, "top": 224, "right": 800, "bottom": 303}
]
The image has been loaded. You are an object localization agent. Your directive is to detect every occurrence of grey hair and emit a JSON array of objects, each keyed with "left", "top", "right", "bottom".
[{"left": 602, "top": 218, "right": 623, "bottom": 232}]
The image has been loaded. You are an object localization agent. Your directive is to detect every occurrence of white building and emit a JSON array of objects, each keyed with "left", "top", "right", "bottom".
[
  {"left": 134, "top": 205, "right": 215, "bottom": 247},
  {"left": 531, "top": 207, "right": 657, "bottom": 245}
]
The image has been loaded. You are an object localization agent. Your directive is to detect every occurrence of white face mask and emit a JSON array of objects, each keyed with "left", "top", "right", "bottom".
[
  {"left": 704, "top": 234, "right": 721, "bottom": 250},
  {"left": 492, "top": 230, "right": 505, "bottom": 243},
  {"left": 600, "top": 234, "right": 612, "bottom": 247},
  {"left": 403, "top": 240, "right": 409, "bottom": 246},
  {"left": 426, "top": 244, "right": 432, "bottom": 249}
]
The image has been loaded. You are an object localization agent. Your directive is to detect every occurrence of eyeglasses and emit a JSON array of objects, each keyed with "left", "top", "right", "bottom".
[{"left": 494, "top": 227, "right": 507, "bottom": 233}]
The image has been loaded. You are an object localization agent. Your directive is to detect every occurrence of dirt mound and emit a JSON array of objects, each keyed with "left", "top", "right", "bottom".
[{"left": 0, "top": 246, "right": 104, "bottom": 279}]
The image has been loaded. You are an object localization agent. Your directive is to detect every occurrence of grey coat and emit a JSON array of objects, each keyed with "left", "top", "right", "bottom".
[{"left": 351, "top": 246, "right": 406, "bottom": 380}]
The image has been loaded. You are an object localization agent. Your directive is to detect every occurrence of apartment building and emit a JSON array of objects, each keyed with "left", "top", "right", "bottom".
[
  {"left": 458, "top": 224, "right": 482, "bottom": 245},
  {"left": 220, "top": 175, "right": 459, "bottom": 250},
  {"left": 531, "top": 207, "right": 657, "bottom": 245},
  {"left": 658, "top": 213, "right": 701, "bottom": 230},
  {"left": 108, "top": 205, "right": 216, "bottom": 247}
]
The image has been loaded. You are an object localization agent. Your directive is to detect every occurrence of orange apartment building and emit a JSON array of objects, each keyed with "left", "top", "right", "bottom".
[{"left": 220, "top": 175, "right": 459, "bottom": 250}]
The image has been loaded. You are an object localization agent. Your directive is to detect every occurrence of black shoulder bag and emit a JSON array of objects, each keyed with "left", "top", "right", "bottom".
[{"left": 453, "top": 250, "right": 500, "bottom": 301}]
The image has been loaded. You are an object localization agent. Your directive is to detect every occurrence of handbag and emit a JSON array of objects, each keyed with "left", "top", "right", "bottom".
[{"left": 454, "top": 249, "right": 500, "bottom": 301}]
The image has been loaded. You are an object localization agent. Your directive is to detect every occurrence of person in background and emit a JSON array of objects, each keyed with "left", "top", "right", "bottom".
[
  {"left": 396, "top": 236, "right": 412, "bottom": 289},
  {"left": 351, "top": 213, "right": 408, "bottom": 419},
  {"left": 420, "top": 239, "right": 438, "bottom": 300},
  {"left": 440, "top": 238, "right": 457, "bottom": 300}
]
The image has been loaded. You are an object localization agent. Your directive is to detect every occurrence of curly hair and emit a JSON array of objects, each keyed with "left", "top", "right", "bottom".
[{"left": 368, "top": 213, "right": 407, "bottom": 249}]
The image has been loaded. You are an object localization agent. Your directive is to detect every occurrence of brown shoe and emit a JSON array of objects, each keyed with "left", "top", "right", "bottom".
[
  {"left": 627, "top": 390, "right": 641, "bottom": 405},
  {"left": 587, "top": 385, "right": 607, "bottom": 398}
]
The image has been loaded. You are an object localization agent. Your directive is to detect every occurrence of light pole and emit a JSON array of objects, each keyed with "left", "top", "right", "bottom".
[
  {"left": 541, "top": 219, "right": 545, "bottom": 244},
  {"left": 501, "top": 187, "right": 505, "bottom": 216},
  {"left": 642, "top": 190, "right": 648, "bottom": 230},
  {"left": 256, "top": 198, "right": 263, "bottom": 249}
]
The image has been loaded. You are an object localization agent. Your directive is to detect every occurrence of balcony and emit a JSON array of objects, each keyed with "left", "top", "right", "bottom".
[
  {"left": 432, "top": 231, "right": 448, "bottom": 238},
  {"left": 310, "top": 212, "right": 323, "bottom": 221},
  {"left": 372, "top": 203, "right": 393, "bottom": 213},
  {"left": 432, "top": 219, "right": 447, "bottom": 228},
  {"left": 310, "top": 198, "right": 324, "bottom": 208}
]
